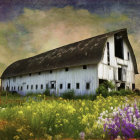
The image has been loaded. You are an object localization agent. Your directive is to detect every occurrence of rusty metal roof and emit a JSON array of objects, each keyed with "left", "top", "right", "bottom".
[{"left": 1, "top": 28, "right": 138, "bottom": 78}]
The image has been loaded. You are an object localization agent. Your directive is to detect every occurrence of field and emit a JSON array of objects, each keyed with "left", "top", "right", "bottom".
[{"left": 0, "top": 92, "right": 140, "bottom": 140}]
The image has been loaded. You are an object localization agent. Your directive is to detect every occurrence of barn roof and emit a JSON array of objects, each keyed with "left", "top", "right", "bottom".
[{"left": 1, "top": 28, "right": 138, "bottom": 78}]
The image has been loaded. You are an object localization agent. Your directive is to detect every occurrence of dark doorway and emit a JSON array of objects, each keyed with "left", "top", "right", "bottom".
[
  {"left": 132, "top": 84, "right": 135, "bottom": 90},
  {"left": 114, "top": 34, "right": 124, "bottom": 59},
  {"left": 118, "top": 83, "right": 125, "bottom": 90},
  {"left": 118, "top": 68, "right": 122, "bottom": 81},
  {"left": 99, "top": 79, "right": 107, "bottom": 85}
]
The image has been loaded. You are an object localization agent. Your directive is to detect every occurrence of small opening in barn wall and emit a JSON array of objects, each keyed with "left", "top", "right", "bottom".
[
  {"left": 29, "top": 73, "right": 31, "bottom": 76},
  {"left": 50, "top": 70, "right": 52, "bottom": 74},
  {"left": 31, "top": 85, "right": 33, "bottom": 89},
  {"left": 99, "top": 79, "right": 107, "bottom": 85},
  {"left": 83, "top": 65, "right": 87, "bottom": 69},
  {"left": 18, "top": 86, "right": 19, "bottom": 91},
  {"left": 76, "top": 83, "right": 80, "bottom": 89},
  {"left": 60, "top": 84, "right": 63, "bottom": 89},
  {"left": 46, "top": 84, "right": 48, "bottom": 89},
  {"left": 128, "top": 52, "right": 130, "bottom": 60},
  {"left": 86, "top": 82, "right": 90, "bottom": 90},
  {"left": 118, "top": 68, "right": 122, "bottom": 81},
  {"left": 51, "top": 83, "right": 55, "bottom": 89},
  {"left": 14, "top": 86, "right": 15, "bottom": 90},
  {"left": 132, "top": 83, "right": 135, "bottom": 90},
  {"left": 38, "top": 72, "right": 41, "bottom": 75},
  {"left": 114, "top": 34, "right": 124, "bottom": 59},
  {"left": 27, "top": 85, "right": 29, "bottom": 90},
  {"left": 36, "top": 85, "right": 38, "bottom": 89},
  {"left": 41, "top": 84, "right": 43, "bottom": 89},
  {"left": 65, "top": 67, "right": 69, "bottom": 72},
  {"left": 21, "top": 86, "right": 23, "bottom": 91},
  {"left": 107, "top": 42, "right": 110, "bottom": 65},
  {"left": 67, "top": 83, "right": 71, "bottom": 89}
]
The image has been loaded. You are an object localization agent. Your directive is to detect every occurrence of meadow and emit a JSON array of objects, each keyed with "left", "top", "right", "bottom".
[{"left": 0, "top": 91, "right": 140, "bottom": 140}]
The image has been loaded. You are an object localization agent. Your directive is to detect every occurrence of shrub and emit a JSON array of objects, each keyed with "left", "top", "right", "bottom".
[
  {"left": 133, "top": 88, "right": 140, "bottom": 96},
  {"left": 61, "top": 90, "right": 75, "bottom": 99},
  {"left": 96, "top": 81, "right": 115, "bottom": 97},
  {"left": 119, "top": 89, "right": 134, "bottom": 96},
  {"left": 43, "top": 88, "right": 51, "bottom": 96},
  {"left": 0, "top": 91, "right": 12, "bottom": 96}
]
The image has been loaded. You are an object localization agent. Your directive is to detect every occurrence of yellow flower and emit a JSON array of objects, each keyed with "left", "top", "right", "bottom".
[
  {"left": 29, "top": 133, "right": 34, "bottom": 137},
  {"left": 16, "top": 127, "right": 23, "bottom": 133},
  {"left": 56, "top": 113, "right": 59, "bottom": 116},
  {"left": 13, "top": 135, "right": 20, "bottom": 140},
  {"left": 27, "top": 106, "right": 31, "bottom": 109},
  {"left": 33, "top": 112, "right": 36, "bottom": 116},
  {"left": 18, "top": 111, "right": 23, "bottom": 114}
]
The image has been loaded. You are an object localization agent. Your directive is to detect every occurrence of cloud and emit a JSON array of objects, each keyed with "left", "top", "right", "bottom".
[{"left": 0, "top": 6, "right": 140, "bottom": 86}]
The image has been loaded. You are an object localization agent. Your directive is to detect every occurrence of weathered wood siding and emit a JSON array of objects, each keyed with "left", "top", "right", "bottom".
[
  {"left": 2, "top": 65, "right": 98, "bottom": 95},
  {"left": 98, "top": 36, "right": 135, "bottom": 89}
]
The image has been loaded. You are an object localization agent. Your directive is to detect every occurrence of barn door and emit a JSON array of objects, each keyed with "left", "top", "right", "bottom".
[{"left": 50, "top": 81, "right": 56, "bottom": 94}]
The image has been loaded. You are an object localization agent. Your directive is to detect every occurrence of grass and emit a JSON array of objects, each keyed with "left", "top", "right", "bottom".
[{"left": 0, "top": 92, "right": 139, "bottom": 139}]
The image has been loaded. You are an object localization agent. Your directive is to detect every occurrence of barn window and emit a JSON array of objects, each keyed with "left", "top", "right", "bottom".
[
  {"left": 50, "top": 70, "right": 52, "bottom": 74},
  {"left": 31, "top": 85, "right": 33, "bottom": 89},
  {"left": 60, "top": 84, "right": 63, "bottom": 89},
  {"left": 86, "top": 83, "right": 90, "bottom": 90},
  {"left": 29, "top": 73, "right": 32, "bottom": 76},
  {"left": 46, "top": 84, "right": 48, "bottom": 89},
  {"left": 27, "top": 85, "right": 29, "bottom": 90},
  {"left": 38, "top": 72, "right": 41, "bottom": 75},
  {"left": 65, "top": 67, "right": 69, "bottom": 72},
  {"left": 21, "top": 86, "right": 23, "bottom": 91},
  {"left": 107, "top": 42, "right": 110, "bottom": 65},
  {"left": 118, "top": 68, "right": 122, "bottom": 81},
  {"left": 76, "top": 83, "right": 80, "bottom": 89},
  {"left": 41, "top": 84, "right": 43, "bottom": 89},
  {"left": 18, "top": 86, "right": 19, "bottom": 91},
  {"left": 51, "top": 83, "right": 55, "bottom": 89},
  {"left": 83, "top": 65, "right": 87, "bottom": 69},
  {"left": 14, "top": 86, "right": 15, "bottom": 90},
  {"left": 114, "top": 34, "right": 124, "bottom": 59},
  {"left": 36, "top": 85, "right": 38, "bottom": 89},
  {"left": 128, "top": 52, "right": 130, "bottom": 60},
  {"left": 67, "top": 83, "right": 71, "bottom": 89}
]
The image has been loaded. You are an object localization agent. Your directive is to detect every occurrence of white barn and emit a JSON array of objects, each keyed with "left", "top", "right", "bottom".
[{"left": 1, "top": 29, "right": 138, "bottom": 95}]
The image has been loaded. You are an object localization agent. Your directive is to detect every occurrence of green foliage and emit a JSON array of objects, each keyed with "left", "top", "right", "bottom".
[
  {"left": 75, "top": 94, "right": 96, "bottom": 100},
  {"left": 0, "top": 95, "right": 139, "bottom": 139},
  {"left": 96, "top": 81, "right": 115, "bottom": 97},
  {"left": 43, "top": 88, "right": 51, "bottom": 96},
  {"left": 61, "top": 90, "right": 75, "bottom": 99}
]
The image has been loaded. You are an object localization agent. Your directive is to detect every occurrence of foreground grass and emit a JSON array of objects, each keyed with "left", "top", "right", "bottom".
[{"left": 0, "top": 94, "right": 140, "bottom": 139}]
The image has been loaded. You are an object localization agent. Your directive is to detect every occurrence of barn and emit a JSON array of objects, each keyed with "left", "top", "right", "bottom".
[{"left": 1, "top": 28, "right": 138, "bottom": 95}]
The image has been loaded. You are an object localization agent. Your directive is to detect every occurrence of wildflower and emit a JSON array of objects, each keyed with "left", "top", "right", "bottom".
[
  {"left": 13, "top": 135, "right": 20, "bottom": 140},
  {"left": 29, "top": 133, "right": 34, "bottom": 137},
  {"left": 16, "top": 127, "right": 23, "bottom": 133},
  {"left": 79, "top": 132, "right": 85, "bottom": 140},
  {"left": 18, "top": 111, "right": 23, "bottom": 114},
  {"left": 27, "top": 106, "right": 31, "bottom": 109}
]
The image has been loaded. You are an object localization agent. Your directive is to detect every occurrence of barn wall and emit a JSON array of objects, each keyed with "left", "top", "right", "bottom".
[
  {"left": 2, "top": 65, "right": 98, "bottom": 95},
  {"left": 98, "top": 36, "right": 135, "bottom": 89}
]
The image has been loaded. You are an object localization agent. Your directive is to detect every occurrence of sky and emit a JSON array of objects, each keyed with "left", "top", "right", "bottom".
[{"left": 0, "top": 0, "right": 140, "bottom": 86}]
